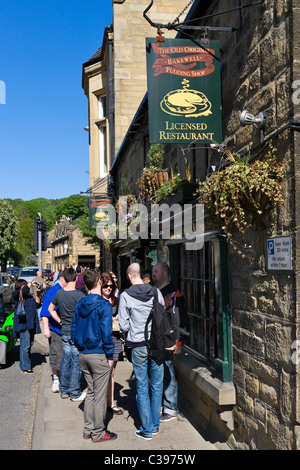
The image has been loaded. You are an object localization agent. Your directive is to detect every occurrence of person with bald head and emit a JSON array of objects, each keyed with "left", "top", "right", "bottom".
[{"left": 118, "top": 262, "right": 165, "bottom": 441}]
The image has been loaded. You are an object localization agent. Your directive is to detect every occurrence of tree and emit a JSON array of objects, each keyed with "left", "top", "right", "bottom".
[
  {"left": 6, "top": 194, "right": 90, "bottom": 266},
  {"left": 54, "top": 194, "right": 87, "bottom": 220},
  {"left": 0, "top": 200, "right": 19, "bottom": 267},
  {"left": 76, "top": 206, "right": 100, "bottom": 250}
]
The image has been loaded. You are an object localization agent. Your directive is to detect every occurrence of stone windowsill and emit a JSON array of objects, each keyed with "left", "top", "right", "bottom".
[{"left": 174, "top": 350, "right": 236, "bottom": 406}]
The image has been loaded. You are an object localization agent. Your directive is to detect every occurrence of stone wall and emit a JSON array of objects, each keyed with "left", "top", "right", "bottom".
[
  {"left": 202, "top": 0, "right": 298, "bottom": 449},
  {"left": 109, "top": 0, "right": 299, "bottom": 449},
  {"left": 68, "top": 228, "right": 100, "bottom": 268},
  {"left": 47, "top": 217, "right": 100, "bottom": 271},
  {"left": 229, "top": 230, "right": 296, "bottom": 449},
  {"left": 113, "top": 0, "right": 191, "bottom": 153}
]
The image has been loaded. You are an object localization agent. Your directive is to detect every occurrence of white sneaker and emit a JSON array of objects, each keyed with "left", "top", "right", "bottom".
[
  {"left": 70, "top": 392, "right": 86, "bottom": 402},
  {"left": 51, "top": 379, "right": 60, "bottom": 393}
]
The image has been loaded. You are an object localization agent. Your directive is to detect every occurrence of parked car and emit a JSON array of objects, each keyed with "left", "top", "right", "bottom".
[
  {"left": 43, "top": 269, "right": 54, "bottom": 281},
  {"left": 18, "top": 266, "right": 40, "bottom": 283},
  {"left": 6, "top": 266, "right": 21, "bottom": 280},
  {"left": 0, "top": 274, "right": 14, "bottom": 304}
]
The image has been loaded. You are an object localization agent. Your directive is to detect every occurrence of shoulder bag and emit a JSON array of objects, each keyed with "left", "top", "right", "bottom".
[{"left": 16, "top": 288, "right": 26, "bottom": 318}]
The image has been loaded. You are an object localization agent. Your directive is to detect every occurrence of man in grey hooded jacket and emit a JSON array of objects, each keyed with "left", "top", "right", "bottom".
[{"left": 118, "top": 263, "right": 165, "bottom": 441}]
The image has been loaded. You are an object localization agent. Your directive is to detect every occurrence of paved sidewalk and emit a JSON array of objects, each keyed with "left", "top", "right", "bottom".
[{"left": 32, "top": 332, "right": 219, "bottom": 451}]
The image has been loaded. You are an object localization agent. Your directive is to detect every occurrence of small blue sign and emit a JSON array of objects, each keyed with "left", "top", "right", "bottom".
[{"left": 267, "top": 240, "right": 275, "bottom": 256}]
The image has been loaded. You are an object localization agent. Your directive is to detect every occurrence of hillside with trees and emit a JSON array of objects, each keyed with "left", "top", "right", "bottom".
[{"left": 3, "top": 194, "right": 95, "bottom": 267}]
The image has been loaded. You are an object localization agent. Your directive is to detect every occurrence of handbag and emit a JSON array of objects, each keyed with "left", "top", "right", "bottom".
[
  {"left": 112, "top": 318, "right": 120, "bottom": 332},
  {"left": 16, "top": 288, "right": 26, "bottom": 318}
]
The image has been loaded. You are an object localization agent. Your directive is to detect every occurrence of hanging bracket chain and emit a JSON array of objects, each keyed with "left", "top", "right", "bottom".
[
  {"left": 171, "top": 0, "right": 195, "bottom": 26},
  {"left": 143, "top": 0, "right": 265, "bottom": 33}
]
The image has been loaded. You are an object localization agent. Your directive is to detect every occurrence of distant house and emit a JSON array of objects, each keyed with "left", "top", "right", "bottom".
[{"left": 43, "top": 215, "right": 100, "bottom": 271}]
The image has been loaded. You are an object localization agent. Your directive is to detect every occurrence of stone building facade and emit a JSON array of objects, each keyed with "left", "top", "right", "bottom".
[
  {"left": 83, "top": 0, "right": 300, "bottom": 450},
  {"left": 82, "top": 0, "right": 193, "bottom": 272},
  {"left": 82, "top": 0, "right": 192, "bottom": 188},
  {"left": 201, "top": 0, "right": 299, "bottom": 450},
  {"left": 45, "top": 216, "right": 100, "bottom": 271}
]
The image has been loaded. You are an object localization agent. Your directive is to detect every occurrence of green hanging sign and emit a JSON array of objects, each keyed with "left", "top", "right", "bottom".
[
  {"left": 146, "top": 37, "right": 222, "bottom": 144},
  {"left": 89, "top": 195, "right": 114, "bottom": 230}
]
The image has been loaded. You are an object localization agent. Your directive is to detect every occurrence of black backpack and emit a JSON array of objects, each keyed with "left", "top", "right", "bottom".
[{"left": 144, "top": 287, "right": 180, "bottom": 352}]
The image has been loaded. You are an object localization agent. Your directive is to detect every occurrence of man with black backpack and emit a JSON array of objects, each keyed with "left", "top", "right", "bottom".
[
  {"left": 118, "top": 262, "right": 166, "bottom": 441},
  {"left": 152, "top": 262, "right": 190, "bottom": 423}
]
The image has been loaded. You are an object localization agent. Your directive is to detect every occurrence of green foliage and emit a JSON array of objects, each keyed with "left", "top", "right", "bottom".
[
  {"left": 155, "top": 174, "right": 188, "bottom": 202},
  {"left": 76, "top": 206, "right": 100, "bottom": 250},
  {"left": 147, "top": 143, "right": 165, "bottom": 169},
  {"left": 5, "top": 194, "right": 89, "bottom": 266},
  {"left": 17, "top": 218, "right": 34, "bottom": 243},
  {"left": 138, "top": 144, "right": 167, "bottom": 203},
  {"left": 197, "top": 143, "right": 284, "bottom": 242},
  {"left": 54, "top": 194, "right": 87, "bottom": 220},
  {"left": 121, "top": 177, "right": 132, "bottom": 196},
  {"left": 0, "top": 200, "right": 19, "bottom": 267}
]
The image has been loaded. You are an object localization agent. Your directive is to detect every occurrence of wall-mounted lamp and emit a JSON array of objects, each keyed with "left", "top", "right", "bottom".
[
  {"left": 240, "top": 110, "right": 267, "bottom": 128},
  {"left": 240, "top": 110, "right": 267, "bottom": 143}
]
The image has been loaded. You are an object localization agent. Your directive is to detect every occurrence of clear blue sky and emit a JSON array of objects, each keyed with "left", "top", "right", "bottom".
[{"left": 0, "top": 0, "right": 112, "bottom": 201}]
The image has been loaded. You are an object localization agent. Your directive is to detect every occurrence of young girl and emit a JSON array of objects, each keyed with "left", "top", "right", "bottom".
[{"left": 101, "top": 272, "right": 123, "bottom": 415}]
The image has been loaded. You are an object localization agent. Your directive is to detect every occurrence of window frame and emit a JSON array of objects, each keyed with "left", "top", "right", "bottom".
[
  {"left": 168, "top": 234, "right": 232, "bottom": 383},
  {"left": 96, "top": 93, "right": 108, "bottom": 177},
  {"left": 99, "top": 123, "right": 108, "bottom": 176}
]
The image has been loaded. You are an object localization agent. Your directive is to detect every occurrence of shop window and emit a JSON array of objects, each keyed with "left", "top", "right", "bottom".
[{"left": 169, "top": 237, "right": 232, "bottom": 382}]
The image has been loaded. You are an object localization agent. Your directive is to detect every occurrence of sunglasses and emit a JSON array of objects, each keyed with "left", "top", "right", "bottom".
[{"left": 103, "top": 284, "right": 113, "bottom": 289}]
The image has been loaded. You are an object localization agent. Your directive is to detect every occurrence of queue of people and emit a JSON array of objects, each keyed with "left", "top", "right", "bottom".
[{"left": 12, "top": 262, "right": 189, "bottom": 444}]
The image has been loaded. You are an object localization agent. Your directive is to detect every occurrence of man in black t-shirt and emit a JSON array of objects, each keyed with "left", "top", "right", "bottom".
[
  {"left": 49, "top": 268, "right": 86, "bottom": 401},
  {"left": 152, "top": 262, "right": 189, "bottom": 423}
]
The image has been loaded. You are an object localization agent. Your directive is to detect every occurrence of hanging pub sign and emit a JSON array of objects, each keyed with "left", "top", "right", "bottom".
[
  {"left": 89, "top": 195, "right": 114, "bottom": 230},
  {"left": 146, "top": 37, "right": 222, "bottom": 144}
]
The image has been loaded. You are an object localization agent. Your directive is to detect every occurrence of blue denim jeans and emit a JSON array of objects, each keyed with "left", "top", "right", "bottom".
[
  {"left": 60, "top": 335, "right": 82, "bottom": 398},
  {"left": 131, "top": 346, "right": 164, "bottom": 437},
  {"left": 19, "top": 329, "right": 34, "bottom": 371},
  {"left": 163, "top": 353, "right": 178, "bottom": 416}
]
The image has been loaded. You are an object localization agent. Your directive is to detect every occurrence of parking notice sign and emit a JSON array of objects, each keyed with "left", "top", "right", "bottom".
[{"left": 267, "top": 236, "right": 292, "bottom": 270}]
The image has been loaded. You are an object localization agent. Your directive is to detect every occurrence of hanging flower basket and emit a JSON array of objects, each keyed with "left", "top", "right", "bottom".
[
  {"left": 115, "top": 194, "right": 137, "bottom": 214},
  {"left": 239, "top": 185, "right": 270, "bottom": 213},
  {"left": 138, "top": 143, "right": 168, "bottom": 203},
  {"left": 197, "top": 143, "right": 284, "bottom": 242},
  {"left": 155, "top": 177, "right": 197, "bottom": 204},
  {"left": 153, "top": 169, "right": 169, "bottom": 188},
  {"left": 138, "top": 168, "right": 169, "bottom": 203}
]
